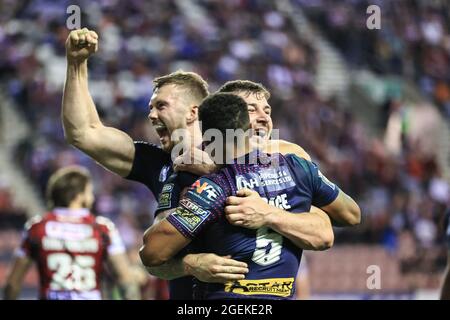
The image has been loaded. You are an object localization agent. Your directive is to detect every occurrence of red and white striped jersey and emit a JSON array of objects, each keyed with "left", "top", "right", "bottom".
[{"left": 17, "top": 208, "right": 125, "bottom": 300}]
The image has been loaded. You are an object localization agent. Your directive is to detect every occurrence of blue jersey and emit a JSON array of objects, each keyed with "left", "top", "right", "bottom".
[
  {"left": 167, "top": 150, "right": 339, "bottom": 299},
  {"left": 126, "top": 141, "right": 197, "bottom": 299},
  {"left": 126, "top": 141, "right": 192, "bottom": 216}
]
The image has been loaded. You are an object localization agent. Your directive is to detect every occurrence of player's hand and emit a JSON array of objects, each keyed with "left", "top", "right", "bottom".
[
  {"left": 225, "top": 188, "right": 274, "bottom": 229},
  {"left": 183, "top": 253, "right": 248, "bottom": 283},
  {"left": 173, "top": 147, "right": 218, "bottom": 175},
  {"left": 65, "top": 28, "right": 98, "bottom": 64}
]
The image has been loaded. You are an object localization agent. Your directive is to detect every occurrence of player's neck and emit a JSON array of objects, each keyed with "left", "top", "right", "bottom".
[
  {"left": 67, "top": 200, "right": 85, "bottom": 209},
  {"left": 187, "top": 121, "right": 203, "bottom": 148}
]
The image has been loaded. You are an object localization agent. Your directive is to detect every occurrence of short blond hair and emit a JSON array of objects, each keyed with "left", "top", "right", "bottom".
[{"left": 153, "top": 70, "right": 209, "bottom": 103}]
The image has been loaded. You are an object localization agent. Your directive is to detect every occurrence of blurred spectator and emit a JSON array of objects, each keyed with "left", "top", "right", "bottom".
[{"left": 298, "top": 0, "right": 450, "bottom": 118}]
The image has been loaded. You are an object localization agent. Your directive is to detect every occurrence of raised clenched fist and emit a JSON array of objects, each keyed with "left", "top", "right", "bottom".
[{"left": 65, "top": 28, "right": 98, "bottom": 63}]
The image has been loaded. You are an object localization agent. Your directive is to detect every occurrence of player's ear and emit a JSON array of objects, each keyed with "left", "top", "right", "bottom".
[{"left": 186, "top": 104, "right": 199, "bottom": 124}]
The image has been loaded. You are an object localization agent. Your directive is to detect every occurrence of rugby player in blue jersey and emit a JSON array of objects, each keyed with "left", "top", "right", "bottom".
[
  {"left": 143, "top": 81, "right": 360, "bottom": 293},
  {"left": 140, "top": 93, "right": 361, "bottom": 299},
  {"left": 62, "top": 29, "right": 312, "bottom": 299},
  {"left": 62, "top": 28, "right": 359, "bottom": 299}
]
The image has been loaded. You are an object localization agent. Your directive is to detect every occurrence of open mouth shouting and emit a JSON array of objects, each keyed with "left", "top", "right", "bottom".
[
  {"left": 253, "top": 127, "right": 269, "bottom": 138},
  {"left": 153, "top": 122, "right": 171, "bottom": 146}
]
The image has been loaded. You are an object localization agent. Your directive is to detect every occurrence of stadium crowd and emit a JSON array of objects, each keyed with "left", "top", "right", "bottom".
[
  {"left": 296, "top": 0, "right": 450, "bottom": 118},
  {"left": 0, "top": 0, "right": 449, "bottom": 295}
]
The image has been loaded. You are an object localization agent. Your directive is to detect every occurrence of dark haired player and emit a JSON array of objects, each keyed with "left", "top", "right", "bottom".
[
  {"left": 62, "top": 28, "right": 323, "bottom": 299},
  {"left": 141, "top": 93, "right": 361, "bottom": 299}
]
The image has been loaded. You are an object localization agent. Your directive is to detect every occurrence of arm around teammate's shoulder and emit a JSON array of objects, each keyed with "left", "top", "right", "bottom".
[
  {"left": 299, "top": 156, "right": 361, "bottom": 227},
  {"left": 320, "top": 190, "right": 361, "bottom": 227},
  {"left": 267, "top": 139, "right": 312, "bottom": 161}
]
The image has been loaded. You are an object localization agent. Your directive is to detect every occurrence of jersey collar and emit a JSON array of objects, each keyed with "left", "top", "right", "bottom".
[{"left": 53, "top": 207, "right": 90, "bottom": 217}]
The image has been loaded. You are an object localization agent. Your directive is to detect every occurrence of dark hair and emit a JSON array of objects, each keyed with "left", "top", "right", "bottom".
[
  {"left": 217, "top": 80, "right": 270, "bottom": 100},
  {"left": 199, "top": 93, "right": 250, "bottom": 135},
  {"left": 153, "top": 70, "right": 209, "bottom": 103},
  {"left": 46, "top": 166, "right": 91, "bottom": 209}
]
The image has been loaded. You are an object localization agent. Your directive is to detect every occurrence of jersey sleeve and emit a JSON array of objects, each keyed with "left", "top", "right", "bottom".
[
  {"left": 155, "top": 172, "right": 198, "bottom": 215},
  {"left": 15, "top": 216, "right": 42, "bottom": 258},
  {"left": 16, "top": 230, "right": 32, "bottom": 258},
  {"left": 309, "top": 162, "right": 339, "bottom": 207},
  {"left": 96, "top": 217, "right": 126, "bottom": 256},
  {"left": 125, "top": 141, "right": 171, "bottom": 196},
  {"left": 166, "top": 177, "right": 226, "bottom": 239},
  {"left": 288, "top": 154, "right": 339, "bottom": 207}
]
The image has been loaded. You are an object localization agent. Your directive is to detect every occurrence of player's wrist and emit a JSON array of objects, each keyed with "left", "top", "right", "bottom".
[
  {"left": 265, "top": 208, "right": 284, "bottom": 229},
  {"left": 206, "top": 163, "right": 217, "bottom": 174},
  {"left": 67, "top": 59, "right": 87, "bottom": 73},
  {"left": 67, "top": 57, "right": 88, "bottom": 68},
  {"left": 181, "top": 254, "right": 197, "bottom": 276}
]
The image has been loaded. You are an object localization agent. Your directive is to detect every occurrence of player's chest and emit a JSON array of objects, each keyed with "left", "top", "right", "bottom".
[{"left": 235, "top": 165, "right": 311, "bottom": 211}]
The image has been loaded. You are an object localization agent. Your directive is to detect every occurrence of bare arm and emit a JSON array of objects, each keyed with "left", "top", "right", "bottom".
[
  {"left": 62, "top": 28, "right": 135, "bottom": 177},
  {"left": 440, "top": 253, "right": 450, "bottom": 300},
  {"left": 276, "top": 141, "right": 360, "bottom": 227},
  {"left": 225, "top": 189, "right": 334, "bottom": 251},
  {"left": 266, "top": 206, "right": 334, "bottom": 250},
  {"left": 139, "top": 218, "right": 191, "bottom": 267},
  {"left": 107, "top": 253, "right": 141, "bottom": 300},
  {"left": 3, "top": 256, "right": 32, "bottom": 300},
  {"left": 267, "top": 139, "right": 312, "bottom": 161},
  {"left": 321, "top": 190, "right": 361, "bottom": 227},
  {"left": 140, "top": 211, "right": 247, "bottom": 280},
  {"left": 145, "top": 205, "right": 248, "bottom": 282},
  {"left": 173, "top": 139, "right": 312, "bottom": 176},
  {"left": 141, "top": 209, "right": 187, "bottom": 279},
  {"left": 145, "top": 253, "right": 248, "bottom": 283}
]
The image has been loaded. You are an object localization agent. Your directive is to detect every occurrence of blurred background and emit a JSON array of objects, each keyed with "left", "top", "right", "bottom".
[{"left": 0, "top": 0, "right": 449, "bottom": 299}]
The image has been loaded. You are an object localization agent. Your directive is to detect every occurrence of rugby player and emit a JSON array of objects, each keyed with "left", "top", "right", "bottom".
[
  {"left": 61, "top": 28, "right": 317, "bottom": 299},
  {"left": 3, "top": 166, "right": 139, "bottom": 300},
  {"left": 140, "top": 93, "right": 361, "bottom": 299},
  {"left": 175, "top": 80, "right": 361, "bottom": 227},
  {"left": 62, "top": 28, "right": 359, "bottom": 298},
  {"left": 62, "top": 28, "right": 246, "bottom": 299}
]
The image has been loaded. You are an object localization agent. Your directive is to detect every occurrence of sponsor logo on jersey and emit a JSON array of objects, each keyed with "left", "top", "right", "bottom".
[
  {"left": 179, "top": 198, "right": 209, "bottom": 217},
  {"left": 47, "top": 290, "right": 101, "bottom": 300},
  {"left": 45, "top": 222, "right": 93, "bottom": 240},
  {"left": 224, "top": 278, "right": 294, "bottom": 297},
  {"left": 42, "top": 237, "right": 99, "bottom": 253},
  {"left": 261, "top": 194, "right": 291, "bottom": 210},
  {"left": 171, "top": 206, "right": 210, "bottom": 233},
  {"left": 157, "top": 183, "right": 174, "bottom": 210},
  {"left": 158, "top": 193, "right": 171, "bottom": 208},
  {"left": 236, "top": 167, "right": 295, "bottom": 192},
  {"left": 191, "top": 179, "right": 221, "bottom": 201},
  {"left": 162, "top": 183, "right": 174, "bottom": 193}
]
